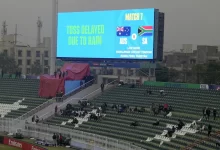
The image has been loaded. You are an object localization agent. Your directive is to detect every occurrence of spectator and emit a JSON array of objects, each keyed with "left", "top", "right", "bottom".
[
  {"left": 202, "top": 107, "right": 206, "bottom": 118},
  {"left": 213, "top": 108, "right": 217, "bottom": 120},
  {"left": 164, "top": 103, "right": 168, "bottom": 113},
  {"left": 152, "top": 119, "right": 160, "bottom": 126},
  {"left": 56, "top": 133, "right": 60, "bottom": 146},
  {"left": 206, "top": 108, "right": 211, "bottom": 120},
  {"left": 54, "top": 71, "right": 57, "bottom": 78},
  {"left": 56, "top": 92, "right": 59, "bottom": 102},
  {"left": 55, "top": 105, "right": 58, "bottom": 115},
  {"left": 59, "top": 133, "right": 63, "bottom": 146},
  {"left": 177, "top": 119, "right": 185, "bottom": 130},
  {"left": 101, "top": 82, "right": 104, "bottom": 92},
  {"left": 80, "top": 80, "right": 83, "bottom": 89},
  {"left": 52, "top": 133, "right": 57, "bottom": 147},
  {"left": 35, "top": 115, "right": 39, "bottom": 123},
  {"left": 62, "top": 72, "right": 65, "bottom": 78},
  {"left": 59, "top": 72, "right": 61, "bottom": 79},
  {"left": 31, "top": 115, "right": 35, "bottom": 122},
  {"left": 160, "top": 90, "right": 164, "bottom": 96},
  {"left": 208, "top": 124, "right": 212, "bottom": 137},
  {"left": 130, "top": 121, "right": 139, "bottom": 127},
  {"left": 216, "top": 136, "right": 220, "bottom": 147}
]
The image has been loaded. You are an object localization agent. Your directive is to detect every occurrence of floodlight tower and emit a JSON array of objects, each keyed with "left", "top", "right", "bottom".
[
  {"left": 50, "top": 0, "right": 58, "bottom": 75},
  {"left": 1, "top": 21, "right": 7, "bottom": 40},
  {"left": 37, "top": 17, "right": 43, "bottom": 47}
]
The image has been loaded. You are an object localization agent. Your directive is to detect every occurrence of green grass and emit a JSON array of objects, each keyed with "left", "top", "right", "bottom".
[{"left": 0, "top": 144, "right": 20, "bottom": 150}]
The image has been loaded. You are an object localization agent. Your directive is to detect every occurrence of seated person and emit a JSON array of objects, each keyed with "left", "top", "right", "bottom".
[
  {"left": 144, "top": 90, "right": 149, "bottom": 95},
  {"left": 130, "top": 84, "right": 135, "bottom": 88},
  {"left": 177, "top": 119, "right": 185, "bottom": 130},
  {"left": 72, "top": 118, "right": 78, "bottom": 125},
  {"left": 118, "top": 106, "right": 125, "bottom": 113},
  {"left": 159, "top": 104, "right": 164, "bottom": 112},
  {"left": 138, "top": 107, "right": 145, "bottom": 113},
  {"left": 134, "top": 106, "right": 138, "bottom": 112},
  {"left": 160, "top": 90, "right": 164, "bottom": 95},
  {"left": 168, "top": 106, "right": 173, "bottom": 112},
  {"left": 163, "top": 103, "right": 169, "bottom": 112},
  {"left": 118, "top": 81, "right": 124, "bottom": 86},
  {"left": 152, "top": 119, "right": 160, "bottom": 126},
  {"left": 111, "top": 104, "right": 117, "bottom": 110},
  {"left": 130, "top": 121, "right": 139, "bottom": 127},
  {"left": 216, "top": 136, "right": 220, "bottom": 147},
  {"left": 166, "top": 126, "right": 175, "bottom": 137}
]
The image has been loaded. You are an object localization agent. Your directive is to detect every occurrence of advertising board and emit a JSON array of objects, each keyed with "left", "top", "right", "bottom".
[
  {"left": 3, "top": 137, "right": 47, "bottom": 150},
  {"left": 57, "top": 8, "right": 155, "bottom": 60}
]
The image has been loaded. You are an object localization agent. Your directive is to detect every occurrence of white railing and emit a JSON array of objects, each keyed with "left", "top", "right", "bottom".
[{"left": 24, "top": 123, "right": 145, "bottom": 150}]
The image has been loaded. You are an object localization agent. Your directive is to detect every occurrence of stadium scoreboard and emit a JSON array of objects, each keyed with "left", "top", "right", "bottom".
[{"left": 57, "top": 8, "right": 164, "bottom": 61}]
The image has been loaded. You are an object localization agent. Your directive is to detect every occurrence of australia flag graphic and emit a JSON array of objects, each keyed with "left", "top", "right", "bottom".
[{"left": 116, "top": 26, "right": 131, "bottom": 36}]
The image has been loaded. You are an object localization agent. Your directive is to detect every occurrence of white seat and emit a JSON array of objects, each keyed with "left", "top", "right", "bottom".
[
  {"left": 161, "top": 130, "right": 168, "bottom": 136},
  {"left": 67, "top": 119, "right": 73, "bottom": 123},
  {"left": 159, "top": 141, "right": 164, "bottom": 147},
  {"left": 61, "top": 122, "right": 66, "bottom": 125},
  {"left": 146, "top": 137, "right": 153, "bottom": 142}
]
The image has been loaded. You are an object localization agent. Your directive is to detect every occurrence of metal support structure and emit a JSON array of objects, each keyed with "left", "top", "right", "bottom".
[
  {"left": 1, "top": 21, "right": 7, "bottom": 42},
  {"left": 50, "top": 0, "right": 58, "bottom": 75},
  {"left": 14, "top": 24, "right": 18, "bottom": 46}
]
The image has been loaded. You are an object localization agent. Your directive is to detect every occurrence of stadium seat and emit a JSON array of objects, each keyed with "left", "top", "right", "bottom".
[
  {"left": 0, "top": 79, "right": 48, "bottom": 118},
  {"left": 44, "top": 84, "right": 220, "bottom": 150}
]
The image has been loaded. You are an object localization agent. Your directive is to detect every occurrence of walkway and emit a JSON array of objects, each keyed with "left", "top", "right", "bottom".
[{"left": 15, "top": 84, "right": 101, "bottom": 130}]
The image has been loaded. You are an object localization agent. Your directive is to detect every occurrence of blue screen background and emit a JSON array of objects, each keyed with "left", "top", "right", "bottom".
[{"left": 57, "top": 8, "right": 155, "bottom": 59}]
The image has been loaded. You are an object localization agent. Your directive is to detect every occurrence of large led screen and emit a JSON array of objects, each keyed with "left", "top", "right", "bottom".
[{"left": 57, "top": 8, "right": 155, "bottom": 59}]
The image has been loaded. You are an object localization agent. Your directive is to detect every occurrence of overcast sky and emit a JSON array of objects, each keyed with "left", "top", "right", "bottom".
[{"left": 0, "top": 0, "right": 219, "bottom": 50}]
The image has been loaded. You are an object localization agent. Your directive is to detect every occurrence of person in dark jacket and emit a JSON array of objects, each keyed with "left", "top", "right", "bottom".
[
  {"left": 101, "top": 83, "right": 104, "bottom": 92},
  {"left": 62, "top": 72, "right": 65, "bottom": 78},
  {"left": 202, "top": 107, "right": 206, "bottom": 118},
  {"left": 208, "top": 124, "right": 212, "bottom": 137},
  {"left": 206, "top": 108, "right": 211, "bottom": 120},
  {"left": 213, "top": 108, "right": 217, "bottom": 120},
  {"left": 54, "top": 71, "right": 57, "bottom": 78},
  {"left": 152, "top": 119, "right": 160, "bottom": 126},
  {"left": 59, "top": 72, "right": 61, "bottom": 79},
  {"left": 52, "top": 133, "right": 57, "bottom": 147}
]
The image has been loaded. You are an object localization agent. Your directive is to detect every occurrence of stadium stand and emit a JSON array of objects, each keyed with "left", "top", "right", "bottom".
[
  {"left": 0, "top": 79, "right": 48, "bottom": 118},
  {"left": 44, "top": 84, "right": 220, "bottom": 150}
]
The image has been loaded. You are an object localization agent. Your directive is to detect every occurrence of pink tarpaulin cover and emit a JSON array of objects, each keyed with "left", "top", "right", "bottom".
[
  {"left": 38, "top": 75, "right": 65, "bottom": 97},
  {"left": 60, "top": 63, "right": 90, "bottom": 80}
]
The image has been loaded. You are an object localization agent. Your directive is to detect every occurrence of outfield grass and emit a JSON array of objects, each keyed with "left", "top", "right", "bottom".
[
  {"left": 0, "top": 144, "right": 20, "bottom": 150},
  {"left": 0, "top": 143, "right": 73, "bottom": 150}
]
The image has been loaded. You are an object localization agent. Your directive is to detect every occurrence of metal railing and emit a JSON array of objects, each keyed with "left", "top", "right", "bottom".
[
  {"left": 23, "top": 123, "right": 145, "bottom": 150},
  {"left": 61, "top": 79, "right": 95, "bottom": 101},
  {"left": 39, "top": 79, "right": 117, "bottom": 120},
  {"left": 0, "top": 79, "right": 146, "bottom": 150},
  {"left": 0, "top": 79, "right": 96, "bottom": 133},
  {"left": 12, "top": 79, "right": 96, "bottom": 125}
]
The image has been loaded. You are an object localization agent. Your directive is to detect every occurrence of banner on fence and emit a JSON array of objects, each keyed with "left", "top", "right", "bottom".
[
  {"left": 208, "top": 85, "right": 220, "bottom": 90},
  {"left": 3, "top": 137, "right": 47, "bottom": 150},
  {"left": 144, "top": 81, "right": 200, "bottom": 89},
  {"left": 200, "top": 84, "right": 209, "bottom": 90}
]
